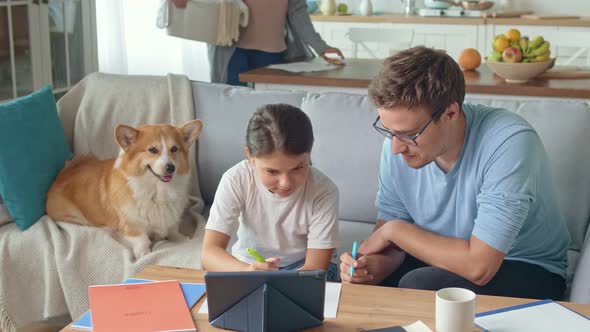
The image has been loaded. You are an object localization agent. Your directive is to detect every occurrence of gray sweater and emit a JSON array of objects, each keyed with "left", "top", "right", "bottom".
[{"left": 208, "top": 0, "right": 329, "bottom": 83}]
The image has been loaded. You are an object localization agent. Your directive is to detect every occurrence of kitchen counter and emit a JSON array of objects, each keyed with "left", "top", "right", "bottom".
[
  {"left": 240, "top": 59, "right": 590, "bottom": 99},
  {"left": 311, "top": 14, "right": 590, "bottom": 27}
]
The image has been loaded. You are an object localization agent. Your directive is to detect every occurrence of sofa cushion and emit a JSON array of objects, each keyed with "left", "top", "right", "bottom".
[
  {"left": 302, "top": 93, "right": 383, "bottom": 223},
  {"left": 0, "top": 195, "right": 13, "bottom": 225},
  {"left": 338, "top": 219, "right": 374, "bottom": 258},
  {"left": 571, "top": 238, "right": 590, "bottom": 304},
  {"left": 191, "top": 82, "right": 307, "bottom": 204},
  {"left": 0, "top": 86, "right": 72, "bottom": 230}
]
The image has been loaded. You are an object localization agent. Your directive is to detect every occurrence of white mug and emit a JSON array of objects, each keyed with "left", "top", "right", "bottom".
[{"left": 435, "top": 287, "right": 476, "bottom": 332}]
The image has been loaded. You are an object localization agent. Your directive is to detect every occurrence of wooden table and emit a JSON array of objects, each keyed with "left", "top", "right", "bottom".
[
  {"left": 240, "top": 59, "right": 590, "bottom": 100},
  {"left": 62, "top": 265, "right": 590, "bottom": 331}
]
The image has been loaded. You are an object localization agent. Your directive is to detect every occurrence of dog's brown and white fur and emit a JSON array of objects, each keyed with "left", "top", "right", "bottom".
[{"left": 46, "top": 120, "right": 203, "bottom": 259}]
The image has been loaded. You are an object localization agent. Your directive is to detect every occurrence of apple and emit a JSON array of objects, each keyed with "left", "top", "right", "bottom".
[{"left": 502, "top": 47, "right": 522, "bottom": 63}]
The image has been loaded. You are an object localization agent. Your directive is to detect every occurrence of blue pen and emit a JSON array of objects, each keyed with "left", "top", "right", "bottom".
[{"left": 350, "top": 241, "right": 358, "bottom": 277}]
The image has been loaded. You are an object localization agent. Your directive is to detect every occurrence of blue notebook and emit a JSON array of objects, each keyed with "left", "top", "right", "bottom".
[{"left": 71, "top": 278, "right": 206, "bottom": 331}]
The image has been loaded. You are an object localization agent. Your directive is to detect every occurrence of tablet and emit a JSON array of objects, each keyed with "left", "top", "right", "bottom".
[{"left": 204, "top": 270, "right": 326, "bottom": 331}]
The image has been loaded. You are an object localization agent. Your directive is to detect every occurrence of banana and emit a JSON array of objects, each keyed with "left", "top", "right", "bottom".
[
  {"left": 519, "top": 38, "right": 529, "bottom": 54},
  {"left": 522, "top": 58, "right": 532, "bottom": 63},
  {"left": 532, "top": 52, "right": 551, "bottom": 62},
  {"left": 531, "top": 41, "right": 550, "bottom": 57},
  {"left": 528, "top": 36, "right": 545, "bottom": 50}
]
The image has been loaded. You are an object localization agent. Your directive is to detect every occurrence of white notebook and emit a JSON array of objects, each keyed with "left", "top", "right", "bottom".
[
  {"left": 267, "top": 58, "right": 339, "bottom": 73},
  {"left": 475, "top": 299, "right": 590, "bottom": 331}
]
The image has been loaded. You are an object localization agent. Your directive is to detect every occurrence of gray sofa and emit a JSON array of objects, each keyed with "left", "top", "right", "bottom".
[
  {"left": 1, "top": 80, "right": 589, "bottom": 331},
  {"left": 192, "top": 81, "right": 590, "bottom": 303}
]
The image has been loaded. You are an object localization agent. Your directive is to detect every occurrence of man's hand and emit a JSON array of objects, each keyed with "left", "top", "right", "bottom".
[
  {"left": 171, "top": 0, "right": 188, "bottom": 9},
  {"left": 339, "top": 251, "right": 399, "bottom": 285},
  {"left": 247, "top": 257, "right": 280, "bottom": 271},
  {"left": 358, "top": 223, "right": 393, "bottom": 255}
]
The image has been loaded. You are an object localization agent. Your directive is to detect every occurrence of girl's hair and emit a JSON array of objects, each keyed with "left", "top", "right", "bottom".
[{"left": 246, "top": 103, "right": 314, "bottom": 158}]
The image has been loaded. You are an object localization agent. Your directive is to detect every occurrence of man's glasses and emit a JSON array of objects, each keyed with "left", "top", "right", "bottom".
[{"left": 372, "top": 107, "right": 445, "bottom": 146}]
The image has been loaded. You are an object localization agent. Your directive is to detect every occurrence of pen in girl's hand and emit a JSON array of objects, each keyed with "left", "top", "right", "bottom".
[{"left": 247, "top": 248, "right": 266, "bottom": 263}]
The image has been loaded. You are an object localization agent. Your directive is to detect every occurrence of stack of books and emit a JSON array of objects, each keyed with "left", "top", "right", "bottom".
[{"left": 73, "top": 278, "right": 206, "bottom": 332}]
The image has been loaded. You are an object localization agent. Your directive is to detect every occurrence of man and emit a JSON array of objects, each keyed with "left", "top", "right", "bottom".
[{"left": 340, "top": 46, "right": 570, "bottom": 299}]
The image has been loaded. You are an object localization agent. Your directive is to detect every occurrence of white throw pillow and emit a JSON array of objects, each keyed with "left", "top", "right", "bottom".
[{"left": 0, "top": 195, "right": 14, "bottom": 225}]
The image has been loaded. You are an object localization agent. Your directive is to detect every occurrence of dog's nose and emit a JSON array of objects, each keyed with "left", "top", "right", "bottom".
[{"left": 165, "top": 163, "right": 175, "bottom": 174}]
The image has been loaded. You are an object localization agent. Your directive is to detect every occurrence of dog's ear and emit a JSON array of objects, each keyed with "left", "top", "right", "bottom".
[
  {"left": 180, "top": 119, "right": 203, "bottom": 148},
  {"left": 115, "top": 125, "right": 139, "bottom": 150}
]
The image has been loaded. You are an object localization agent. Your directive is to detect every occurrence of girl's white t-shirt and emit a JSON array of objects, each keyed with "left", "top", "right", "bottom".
[{"left": 205, "top": 160, "right": 339, "bottom": 267}]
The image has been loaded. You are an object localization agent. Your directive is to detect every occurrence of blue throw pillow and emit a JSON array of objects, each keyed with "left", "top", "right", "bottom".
[{"left": 0, "top": 86, "right": 72, "bottom": 230}]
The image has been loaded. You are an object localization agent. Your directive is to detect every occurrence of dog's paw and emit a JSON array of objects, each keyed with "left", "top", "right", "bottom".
[{"left": 133, "top": 245, "right": 151, "bottom": 259}]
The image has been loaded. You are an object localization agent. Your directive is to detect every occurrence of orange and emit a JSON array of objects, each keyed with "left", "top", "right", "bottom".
[
  {"left": 505, "top": 28, "right": 521, "bottom": 42},
  {"left": 458, "top": 48, "right": 482, "bottom": 71},
  {"left": 493, "top": 37, "right": 510, "bottom": 52}
]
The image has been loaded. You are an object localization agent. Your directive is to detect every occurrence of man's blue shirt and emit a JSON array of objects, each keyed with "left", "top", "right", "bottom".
[{"left": 376, "top": 103, "right": 570, "bottom": 277}]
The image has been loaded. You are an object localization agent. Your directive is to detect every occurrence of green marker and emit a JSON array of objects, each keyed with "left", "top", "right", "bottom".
[{"left": 247, "top": 248, "right": 266, "bottom": 262}]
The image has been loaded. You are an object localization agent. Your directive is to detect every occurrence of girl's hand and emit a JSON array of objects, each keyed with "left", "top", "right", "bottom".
[{"left": 248, "top": 257, "right": 280, "bottom": 271}]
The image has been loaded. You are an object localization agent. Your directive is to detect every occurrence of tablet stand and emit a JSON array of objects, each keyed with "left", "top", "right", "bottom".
[{"left": 210, "top": 283, "right": 322, "bottom": 331}]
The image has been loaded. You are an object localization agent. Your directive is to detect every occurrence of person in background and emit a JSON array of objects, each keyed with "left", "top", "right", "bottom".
[
  {"left": 171, "top": 0, "right": 344, "bottom": 86},
  {"left": 339, "top": 46, "right": 570, "bottom": 300},
  {"left": 201, "top": 104, "right": 340, "bottom": 281}
]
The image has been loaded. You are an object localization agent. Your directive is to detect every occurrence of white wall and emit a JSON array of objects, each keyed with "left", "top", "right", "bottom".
[
  {"left": 512, "top": 0, "right": 590, "bottom": 15},
  {"left": 339, "top": 0, "right": 590, "bottom": 15},
  {"left": 96, "top": 0, "right": 210, "bottom": 82}
]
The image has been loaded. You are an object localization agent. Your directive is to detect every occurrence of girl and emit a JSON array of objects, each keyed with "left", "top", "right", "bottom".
[{"left": 201, "top": 103, "right": 339, "bottom": 280}]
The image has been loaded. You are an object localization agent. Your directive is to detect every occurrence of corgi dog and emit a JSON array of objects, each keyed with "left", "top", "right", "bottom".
[{"left": 46, "top": 120, "right": 203, "bottom": 259}]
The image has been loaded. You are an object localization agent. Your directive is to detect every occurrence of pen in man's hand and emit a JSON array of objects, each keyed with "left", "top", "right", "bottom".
[{"left": 350, "top": 241, "right": 358, "bottom": 277}]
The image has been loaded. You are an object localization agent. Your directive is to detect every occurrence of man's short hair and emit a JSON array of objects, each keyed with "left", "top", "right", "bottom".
[{"left": 368, "top": 46, "right": 465, "bottom": 120}]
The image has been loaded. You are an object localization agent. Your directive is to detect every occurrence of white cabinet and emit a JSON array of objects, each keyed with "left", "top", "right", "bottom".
[
  {"left": 0, "top": 0, "right": 97, "bottom": 102},
  {"left": 316, "top": 20, "right": 590, "bottom": 66},
  {"left": 316, "top": 21, "right": 481, "bottom": 61},
  {"left": 313, "top": 21, "right": 397, "bottom": 59},
  {"left": 399, "top": 23, "right": 481, "bottom": 60}
]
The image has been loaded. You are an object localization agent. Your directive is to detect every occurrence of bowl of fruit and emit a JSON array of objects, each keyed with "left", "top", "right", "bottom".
[{"left": 486, "top": 29, "right": 554, "bottom": 83}]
